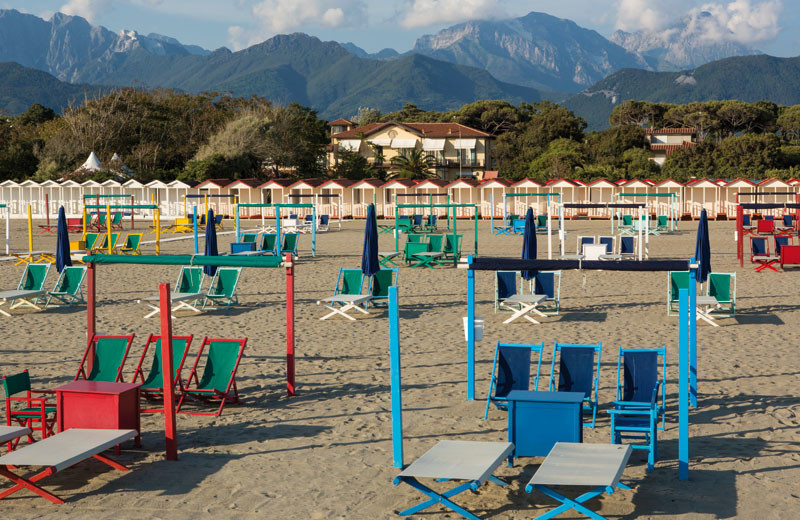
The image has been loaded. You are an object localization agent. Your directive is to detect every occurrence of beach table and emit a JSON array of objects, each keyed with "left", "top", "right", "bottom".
[
  {"left": 408, "top": 250, "right": 445, "bottom": 269},
  {"left": 0, "top": 428, "right": 137, "bottom": 504},
  {"left": 393, "top": 440, "right": 513, "bottom": 520},
  {"left": 526, "top": 442, "right": 632, "bottom": 520},
  {"left": 0, "top": 425, "right": 31, "bottom": 445},
  {"left": 316, "top": 294, "right": 371, "bottom": 320},
  {"left": 379, "top": 251, "right": 400, "bottom": 267},
  {"left": 506, "top": 390, "right": 584, "bottom": 465},
  {"left": 696, "top": 295, "right": 720, "bottom": 327},
  {"left": 599, "top": 253, "right": 624, "bottom": 261},
  {"left": 11, "top": 251, "right": 55, "bottom": 266},
  {"left": 500, "top": 293, "right": 547, "bottom": 324},
  {"left": 0, "top": 289, "right": 47, "bottom": 317},
  {"left": 137, "top": 292, "right": 204, "bottom": 318}
]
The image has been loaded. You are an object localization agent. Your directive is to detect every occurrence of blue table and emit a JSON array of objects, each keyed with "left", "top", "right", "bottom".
[{"left": 506, "top": 390, "right": 584, "bottom": 465}]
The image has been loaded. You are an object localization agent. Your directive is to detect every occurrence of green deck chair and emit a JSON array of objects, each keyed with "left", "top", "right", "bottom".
[
  {"left": 655, "top": 215, "right": 668, "bottom": 232},
  {"left": 427, "top": 234, "right": 444, "bottom": 253},
  {"left": 92, "top": 213, "right": 107, "bottom": 230},
  {"left": 443, "top": 234, "right": 463, "bottom": 262},
  {"left": 45, "top": 266, "right": 87, "bottom": 307},
  {"left": 1, "top": 263, "right": 50, "bottom": 313},
  {"left": 335, "top": 268, "right": 365, "bottom": 296},
  {"left": 258, "top": 233, "right": 278, "bottom": 255},
  {"left": 75, "top": 334, "right": 135, "bottom": 382},
  {"left": 241, "top": 232, "right": 258, "bottom": 244},
  {"left": 621, "top": 214, "right": 634, "bottom": 229},
  {"left": 2, "top": 370, "right": 57, "bottom": 449},
  {"left": 177, "top": 337, "right": 247, "bottom": 417},
  {"left": 280, "top": 233, "right": 299, "bottom": 257},
  {"left": 536, "top": 214, "right": 548, "bottom": 232},
  {"left": 667, "top": 271, "right": 690, "bottom": 316},
  {"left": 368, "top": 268, "right": 397, "bottom": 308},
  {"left": 707, "top": 272, "right": 736, "bottom": 317},
  {"left": 91, "top": 232, "right": 121, "bottom": 254},
  {"left": 110, "top": 212, "right": 124, "bottom": 230},
  {"left": 396, "top": 217, "right": 413, "bottom": 233},
  {"left": 82, "top": 232, "right": 100, "bottom": 251},
  {"left": 203, "top": 267, "right": 242, "bottom": 310},
  {"left": 133, "top": 334, "right": 194, "bottom": 412},
  {"left": 118, "top": 233, "right": 142, "bottom": 254}
]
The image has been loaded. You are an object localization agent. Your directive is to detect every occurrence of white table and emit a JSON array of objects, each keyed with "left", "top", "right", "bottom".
[
  {"left": 0, "top": 289, "right": 46, "bottom": 317},
  {"left": 526, "top": 442, "right": 632, "bottom": 520},
  {"left": 500, "top": 293, "right": 547, "bottom": 324},
  {"left": 316, "top": 294, "right": 371, "bottom": 320},
  {"left": 696, "top": 295, "right": 720, "bottom": 327},
  {"left": 137, "top": 292, "right": 204, "bottom": 318},
  {"left": 599, "top": 253, "right": 624, "bottom": 261}
]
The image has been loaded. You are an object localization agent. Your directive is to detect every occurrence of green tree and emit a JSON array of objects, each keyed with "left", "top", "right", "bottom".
[
  {"left": 447, "top": 100, "right": 520, "bottom": 135},
  {"left": 777, "top": 105, "right": 800, "bottom": 141},
  {"left": 334, "top": 149, "right": 374, "bottom": 180},
  {"left": 261, "top": 103, "right": 328, "bottom": 178},
  {"left": 388, "top": 149, "right": 437, "bottom": 179},
  {"left": 610, "top": 101, "right": 665, "bottom": 128},
  {"left": 528, "top": 139, "right": 586, "bottom": 180}
]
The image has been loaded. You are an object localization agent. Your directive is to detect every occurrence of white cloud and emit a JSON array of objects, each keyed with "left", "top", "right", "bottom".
[
  {"left": 60, "top": 0, "right": 112, "bottom": 22},
  {"left": 399, "top": 0, "right": 503, "bottom": 29},
  {"left": 615, "top": 0, "right": 671, "bottom": 32}
]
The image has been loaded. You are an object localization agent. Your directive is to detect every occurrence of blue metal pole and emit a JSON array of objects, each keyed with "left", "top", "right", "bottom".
[
  {"left": 235, "top": 203, "right": 240, "bottom": 243},
  {"left": 679, "top": 286, "right": 689, "bottom": 480},
  {"left": 690, "top": 258, "right": 698, "bottom": 408},
  {"left": 311, "top": 205, "right": 316, "bottom": 257},
  {"left": 467, "top": 255, "right": 475, "bottom": 401},
  {"left": 193, "top": 205, "right": 198, "bottom": 254},
  {"left": 389, "top": 286, "right": 403, "bottom": 468}
]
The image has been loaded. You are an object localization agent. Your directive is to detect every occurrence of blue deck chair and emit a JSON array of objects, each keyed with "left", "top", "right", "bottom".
[
  {"left": 512, "top": 219, "right": 526, "bottom": 235},
  {"left": 742, "top": 214, "right": 753, "bottom": 229},
  {"left": 620, "top": 236, "right": 636, "bottom": 258},
  {"left": 548, "top": 342, "right": 602, "bottom": 428},
  {"left": 494, "top": 270, "right": 519, "bottom": 313},
  {"left": 426, "top": 214, "right": 437, "bottom": 231},
  {"left": 765, "top": 215, "right": 775, "bottom": 221},
  {"left": 318, "top": 214, "right": 330, "bottom": 232},
  {"left": 412, "top": 214, "right": 424, "bottom": 231},
  {"left": 598, "top": 236, "right": 615, "bottom": 254},
  {"left": 484, "top": 341, "right": 544, "bottom": 420},
  {"left": 775, "top": 235, "right": 791, "bottom": 256},
  {"left": 532, "top": 270, "right": 561, "bottom": 315},
  {"left": 368, "top": 268, "right": 397, "bottom": 308},
  {"left": 577, "top": 235, "right": 595, "bottom": 255},
  {"left": 780, "top": 214, "right": 794, "bottom": 230},
  {"left": 750, "top": 236, "right": 779, "bottom": 272},
  {"left": 609, "top": 346, "right": 666, "bottom": 470}
]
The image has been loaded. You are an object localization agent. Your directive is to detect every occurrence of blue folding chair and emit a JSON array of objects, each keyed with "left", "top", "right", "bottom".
[
  {"left": 620, "top": 236, "right": 636, "bottom": 258},
  {"left": 511, "top": 219, "right": 526, "bottom": 235},
  {"left": 484, "top": 342, "right": 544, "bottom": 420},
  {"left": 775, "top": 235, "right": 791, "bottom": 256},
  {"left": 609, "top": 346, "right": 666, "bottom": 470},
  {"left": 598, "top": 236, "right": 615, "bottom": 254},
  {"left": 742, "top": 214, "right": 753, "bottom": 229},
  {"left": 532, "top": 270, "right": 560, "bottom": 316},
  {"left": 494, "top": 271, "right": 519, "bottom": 313},
  {"left": 318, "top": 214, "right": 330, "bottom": 232},
  {"left": 548, "top": 343, "right": 602, "bottom": 428},
  {"left": 577, "top": 235, "right": 595, "bottom": 254},
  {"left": 412, "top": 214, "right": 424, "bottom": 231}
]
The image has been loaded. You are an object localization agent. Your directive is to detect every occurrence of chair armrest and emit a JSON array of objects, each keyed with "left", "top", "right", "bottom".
[
  {"left": 610, "top": 400, "right": 652, "bottom": 408},
  {"left": 29, "top": 389, "right": 55, "bottom": 394},
  {"left": 608, "top": 408, "right": 654, "bottom": 416}
]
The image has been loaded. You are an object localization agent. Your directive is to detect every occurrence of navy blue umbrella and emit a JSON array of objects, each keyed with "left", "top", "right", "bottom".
[
  {"left": 694, "top": 209, "right": 711, "bottom": 283},
  {"left": 521, "top": 208, "right": 537, "bottom": 280},
  {"left": 55, "top": 206, "right": 71, "bottom": 273},
  {"left": 362, "top": 203, "right": 379, "bottom": 277},
  {"left": 204, "top": 209, "right": 218, "bottom": 276}
]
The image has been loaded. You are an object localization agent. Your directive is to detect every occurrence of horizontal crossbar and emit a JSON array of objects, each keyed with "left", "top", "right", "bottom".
[
  {"left": 618, "top": 193, "right": 678, "bottom": 197},
  {"left": 469, "top": 257, "right": 688, "bottom": 272},
  {"left": 84, "top": 204, "right": 158, "bottom": 209},
  {"left": 396, "top": 203, "right": 476, "bottom": 209}
]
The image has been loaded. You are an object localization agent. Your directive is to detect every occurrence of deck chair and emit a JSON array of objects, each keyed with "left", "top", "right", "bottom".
[
  {"left": 655, "top": 215, "right": 668, "bottom": 232},
  {"left": 406, "top": 233, "right": 425, "bottom": 243},
  {"left": 396, "top": 217, "right": 413, "bottom": 233},
  {"left": 781, "top": 244, "right": 800, "bottom": 269},
  {"left": 405, "top": 241, "right": 444, "bottom": 269},
  {"left": 619, "top": 236, "right": 636, "bottom": 258},
  {"left": 598, "top": 236, "right": 615, "bottom": 255},
  {"left": 213, "top": 214, "right": 224, "bottom": 229},
  {"left": 548, "top": 342, "right": 602, "bottom": 428},
  {"left": 619, "top": 214, "right": 634, "bottom": 232},
  {"left": 443, "top": 234, "right": 463, "bottom": 262},
  {"left": 707, "top": 272, "right": 736, "bottom": 317},
  {"left": 177, "top": 337, "right": 247, "bottom": 417},
  {"left": 531, "top": 270, "right": 561, "bottom": 316},
  {"left": 91, "top": 232, "right": 121, "bottom": 254},
  {"left": 132, "top": 334, "right": 193, "bottom": 412},
  {"left": 318, "top": 214, "right": 330, "bottom": 232},
  {"left": 240, "top": 232, "right": 259, "bottom": 244},
  {"left": 82, "top": 232, "right": 100, "bottom": 251},
  {"left": 779, "top": 214, "right": 794, "bottom": 231},
  {"left": 750, "top": 236, "right": 779, "bottom": 272},
  {"left": 577, "top": 235, "right": 595, "bottom": 255},
  {"left": 426, "top": 214, "right": 437, "bottom": 231},
  {"left": 412, "top": 214, "right": 424, "bottom": 231},
  {"left": 137, "top": 266, "right": 205, "bottom": 318},
  {"left": 512, "top": 219, "right": 526, "bottom": 234},
  {"left": 427, "top": 234, "right": 444, "bottom": 253},
  {"left": 110, "top": 212, "right": 124, "bottom": 231},
  {"left": 484, "top": 342, "right": 544, "bottom": 420},
  {"left": 117, "top": 233, "right": 142, "bottom": 254},
  {"left": 775, "top": 235, "right": 792, "bottom": 257},
  {"left": 2, "top": 370, "right": 56, "bottom": 450},
  {"left": 280, "top": 233, "right": 299, "bottom": 257},
  {"left": 742, "top": 214, "right": 753, "bottom": 230},
  {"left": 667, "top": 271, "right": 689, "bottom": 316},
  {"left": 254, "top": 233, "right": 277, "bottom": 255},
  {"left": 75, "top": 334, "right": 135, "bottom": 383},
  {"left": 0, "top": 263, "right": 50, "bottom": 317},
  {"left": 203, "top": 267, "right": 242, "bottom": 310},
  {"left": 536, "top": 214, "right": 548, "bottom": 233},
  {"left": 66, "top": 218, "right": 83, "bottom": 233},
  {"left": 45, "top": 266, "right": 87, "bottom": 307},
  {"left": 335, "top": 268, "right": 365, "bottom": 297},
  {"left": 757, "top": 219, "right": 774, "bottom": 235},
  {"left": 368, "top": 268, "right": 397, "bottom": 308},
  {"left": 495, "top": 270, "right": 519, "bottom": 313},
  {"left": 609, "top": 346, "right": 666, "bottom": 470},
  {"left": 90, "top": 212, "right": 107, "bottom": 231}
]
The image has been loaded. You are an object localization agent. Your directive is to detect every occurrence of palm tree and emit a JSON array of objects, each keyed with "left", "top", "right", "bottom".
[{"left": 388, "top": 149, "right": 438, "bottom": 180}]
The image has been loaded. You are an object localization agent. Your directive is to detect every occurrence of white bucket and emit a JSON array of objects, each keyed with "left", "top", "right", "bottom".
[{"left": 463, "top": 317, "right": 484, "bottom": 341}]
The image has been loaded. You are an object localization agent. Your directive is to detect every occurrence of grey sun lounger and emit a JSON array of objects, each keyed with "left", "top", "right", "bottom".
[
  {"left": 0, "top": 428, "right": 137, "bottom": 504},
  {"left": 0, "top": 425, "right": 31, "bottom": 445}
]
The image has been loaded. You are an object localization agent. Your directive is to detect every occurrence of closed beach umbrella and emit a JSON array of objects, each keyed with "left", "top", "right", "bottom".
[
  {"left": 55, "top": 206, "right": 71, "bottom": 273},
  {"left": 362, "top": 203, "right": 379, "bottom": 277},
  {"left": 521, "top": 208, "right": 537, "bottom": 281},
  {"left": 694, "top": 209, "right": 711, "bottom": 283},
  {"left": 204, "top": 209, "right": 218, "bottom": 276}
]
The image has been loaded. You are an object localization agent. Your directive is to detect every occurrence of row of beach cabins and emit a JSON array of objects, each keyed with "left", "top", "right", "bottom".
[{"left": 1, "top": 176, "right": 799, "bottom": 221}]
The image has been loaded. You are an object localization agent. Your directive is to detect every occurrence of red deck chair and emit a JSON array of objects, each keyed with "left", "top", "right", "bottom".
[
  {"left": 132, "top": 334, "right": 193, "bottom": 413},
  {"left": 177, "top": 337, "right": 247, "bottom": 417},
  {"left": 756, "top": 219, "right": 775, "bottom": 235},
  {"left": 750, "top": 237, "right": 779, "bottom": 272},
  {"left": 75, "top": 334, "right": 135, "bottom": 382},
  {"left": 780, "top": 244, "right": 800, "bottom": 270},
  {"left": 2, "top": 370, "right": 56, "bottom": 450}
]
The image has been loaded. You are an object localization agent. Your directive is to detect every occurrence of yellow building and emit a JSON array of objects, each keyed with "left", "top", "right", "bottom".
[{"left": 328, "top": 121, "right": 493, "bottom": 181}]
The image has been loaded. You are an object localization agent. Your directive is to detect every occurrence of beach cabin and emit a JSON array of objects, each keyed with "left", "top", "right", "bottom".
[
  {"left": 196, "top": 179, "right": 235, "bottom": 217},
  {"left": 122, "top": 179, "right": 147, "bottom": 206},
  {"left": 652, "top": 179, "right": 683, "bottom": 222},
  {"left": 447, "top": 178, "right": 479, "bottom": 218},
  {"left": 684, "top": 178, "right": 719, "bottom": 219},
  {"left": 227, "top": 179, "right": 263, "bottom": 220},
  {"left": 39, "top": 180, "right": 63, "bottom": 220},
  {"left": 81, "top": 180, "right": 103, "bottom": 209},
  {"left": 587, "top": 179, "right": 618, "bottom": 218},
  {"left": 479, "top": 178, "right": 512, "bottom": 219},
  {"left": 100, "top": 179, "right": 123, "bottom": 197},
  {"left": 757, "top": 178, "right": 795, "bottom": 218},
  {"left": 59, "top": 180, "right": 83, "bottom": 217},
  {"left": 509, "top": 179, "right": 544, "bottom": 216},
  {"left": 0, "top": 180, "right": 21, "bottom": 216},
  {"left": 258, "top": 179, "right": 294, "bottom": 218},
  {"left": 350, "top": 179, "right": 384, "bottom": 218},
  {"left": 383, "top": 179, "right": 416, "bottom": 217},
  {"left": 413, "top": 179, "right": 450, "bottom": 217},
  {"left": 286, "top": 179, "right": 324, "bottom": 218},
  {"left": 18, "top": 180, "right": 43, "bottom": 218},
  {"left": 318, "top": 179, "right": 355, "bottom": 219},
  {"left": 145, "top": 180, "right": 170, "bottom": 216},
  {"left": 548, "top": 178, "right": 586, "bottom": 219}
]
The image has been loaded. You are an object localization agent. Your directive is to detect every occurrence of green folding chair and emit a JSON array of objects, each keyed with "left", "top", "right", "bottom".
[
  {"left": 0, "top": 264, "right": 50, "bottom": 316},
  {"left": 707, "top": 272, "right": 736, "bottom": 317},
  {"left": 132, "top": 334, "right": 194, "bottom": 412},
  {"left": 177, "top": 337, "right": 247, "bottom": 417},
  {"left": 118, "top": 233, "right": 142, "bottom": 254},
  {"left": 91, "top": 213, "right": 107, "bottom": 231},
  {"left": 258, "top": 233, "right": 278, "bottom": 255},
  {"left": 368, "top": 268, "right": 397, "bottom": 308},
  {"left": 45, "top": 266, "right": 87, "bottom": 307},
  {"left": 91, "top": 232, "right": 121, "bottom": 254},
  {"left": 655, "top": 215, "right": 668, "bottom": 232},
  {"left": 667, "top": 271, "right": 690, "bottom": 316},
  {"left": 443, "top": 234, "right": 463, "bottom": 262},
  {"left": 396, "top": 217, "right": 413, "bottom": 233},
  {"left": 281, "top": 233, "right": 299, "bottom": 257},
  {"left": 240, "top": 233, "right": 259, "bottom": 244},
  {"left": 82, "top": 232, "right": 100, "bottom": 251},
  {"left": 427, "top": 234, "right": 444, "bottom": 253},
  {"left": 2, "top": 370, "right": 56, "bottom": 450},
  {"left": 335, "top": 268, "right": 365, "bottom": 296},
  {"left": 75, "top": 334, "right": 135, "bottom": 383},
  {"left": 203, "top": 267, "right": 242, "bottom": 310},
  {"left": 110, "top": 212, "right": 124, "bottom": 231}
]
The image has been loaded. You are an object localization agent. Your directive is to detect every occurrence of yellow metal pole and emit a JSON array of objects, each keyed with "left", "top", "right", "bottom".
[
  {"left": 156, "top": 209, "right": 161, "bottom": 255},
  {"left": 82, "top": 207, "right": 87, "bottom": 236},
  {"left": 106, "top": 205, "right": 112, "bottom": 254},
  {"left": 27, "top": 205, "right": 33, "bottom": 252},
  {"left": 204, "top": 194, "right": 208, "bottom": 217},
  {"left": 184, "top": 196, "right": 187, "bottom": 218}
]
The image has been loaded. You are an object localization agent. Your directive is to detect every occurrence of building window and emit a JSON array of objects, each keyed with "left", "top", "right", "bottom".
[{"left": 354, "top": 190, "right": 362, "bottom": 204}]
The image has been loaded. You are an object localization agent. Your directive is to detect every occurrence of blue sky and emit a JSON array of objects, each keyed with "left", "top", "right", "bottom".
[{"left": 5, "top": 0, "right": 798, "bottom": 56}]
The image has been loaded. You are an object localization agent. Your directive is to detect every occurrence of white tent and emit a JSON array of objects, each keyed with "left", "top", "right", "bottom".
[
  {"left": 109, "top": 153, "right": 135, "bottom": 177},
  {"left": 81, "top": 152, "right": 104, "bottom": 171}
]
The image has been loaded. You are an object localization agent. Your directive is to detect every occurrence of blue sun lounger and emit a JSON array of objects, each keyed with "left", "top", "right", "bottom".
[
  {"left": 548, "top": 342, "right": 602, "bottom": 428},
  {"left": 484, "top": 342, "right": 544, "bottom": 419}
]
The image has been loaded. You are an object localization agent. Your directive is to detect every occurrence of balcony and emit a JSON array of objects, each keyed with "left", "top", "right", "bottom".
[{"left": 446, "top": 159, "right": 484, "bottom": 168}]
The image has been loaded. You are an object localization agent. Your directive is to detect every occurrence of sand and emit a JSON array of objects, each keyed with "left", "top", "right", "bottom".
[{"left": 0, "top": 217, "right": 798, "bottom": 519}]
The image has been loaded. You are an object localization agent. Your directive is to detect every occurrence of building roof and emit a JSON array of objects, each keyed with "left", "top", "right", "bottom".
[
  {"left": 332, "top": 121, "right": 491, "bottom": 139},
  {"left": 327, "top": 118, "right": 355, "bottom": 126},
  {"left": 259, "top": 179, "right": 295, "bottom": 189},
  {"left": 382, "top": 178, "right": 417, "bottom": 189},
  {"left": 289, "top": 178, "right": 326, "bottom": 189},
  {"left": 479, "top": 178, "right": 513, "bottom": 188},
  {"left": 319, "top": 178, "right": 357, "bottom": 189},
  {"left": 352, "top": 178, "right": 386, "bottom": 189},
  {"left": 227, "top": 178, "right": 263, "bottom": 189},
  {"left": 649, "top": 142, "right": 696, "bottom": 157},
  {"left": 415, "top": 179, "right": 450, "bottom": 189},
  {"left": 197, "top": 179, "right": 233, "bottom": 189},
  {"left": 446, "top": 179, "right": 479, "bottom": 188},
  {"left": 644, "top": 127, "right": 697, "bottom": 135}
]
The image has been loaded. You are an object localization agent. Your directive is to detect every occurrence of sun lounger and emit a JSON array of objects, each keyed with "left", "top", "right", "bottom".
[
  {"left": 90, "top": 232, "right": 121, "bottom": 254},
  {"left": 280, "top": 233, "right": 299, "bottom": 257},
  {"left": 202, "top": 267, "right": 242, "bottom": 310},
  {"left": 0, "top": 428, "right": 137, "bottom": 504},
  {"left": 133, "top": 334, "right": 193, "bottom": 413},
  {"left": 0, "top": 264, "right": 50, "bottom": 317},
  {"left": 45, "top": 266, "right": 87, "bottom": 307},
  {"left": 484, "top": 341, "right": 544, "bottom": 419},
  {"left": 317, "top": 268, "right": 369, "bottom": 320},
  {"left": 75, "top": 334, "right": 135, "bottom": 383},
  {"left": 495, "top": 270, "right": 520, "bottom": 313},
  {"left": 177, "top": 337, "right": 246, "bottom": 417},
  {"left": 137, "top": 266, "right": 205, "bottom": 318},
  {"left": 0, "top": 425, "right": 31, "bottom": 447},
  {"left": 548, "top": 343, "right": 602, "bottom": 428},
  {"left": 2, "top": 371, "right": 56, "bottom": 450}
]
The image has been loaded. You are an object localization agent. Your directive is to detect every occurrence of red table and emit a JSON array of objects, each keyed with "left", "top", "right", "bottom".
[{"left": 54, "top": 381, "right": 142, "bottom": 449}]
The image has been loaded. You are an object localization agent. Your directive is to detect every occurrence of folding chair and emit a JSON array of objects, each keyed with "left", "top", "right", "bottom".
[
  {"left": 2, "top": 370, "right": 56, "bottom": 450},
  {"left": 512, "top": 219, "right": 526, "bottom": 235},
  {"left": 66, "top": 218, "right": 83, "bottom": 233},
  {"left": 427, "top": 234, "right": 444, "bottom": 253},
  {"left": 756, "top": 219, "right": 774, "bottom": 235},
  {"left": 91, "top": 232, "right": 121, "bottom": 254},
  {"left": 666, "top": 271, "right": 689, "bottom": 315},
  {"left": 411, "top": 214, "right": 424, "bottom": 231},
  {"left": 742, "top": 214, "right": 753, "bottom": 231},
  {"left": 619, "top": 235, "right": 636, "bottom": 258},
  {"left": 577, "top": 235, "right": 595, "bottom": 255},
  {"left": 780, "top": 244, "right": 800, "bottom": 269},
  {"left": 426, "top": 214, "right": 437, "bottom": 231},
  {"left": 619, "top": 214, "right": 634, "bottom": 232},
  {"left": 707, "top": 272, "right": 736, "bottom": 317},
  {"left": 117, "top": 233, "right": 142, "bottom": 254},
  {"left": 45, "top": 266, "right": 87, "bottom": 307},
  {"left": 280, "top": 233, "right": 299, "bottom": 257},
  {"left": 75, "top": 334, "right": 135, "bottom": 383},
  {"left": 396, "top": 217, "right": 413, "bottom": 233},
  {"left": 405, "top": 241, "right": 444, "bottom": 269},
  {"left": 138, "top": 266, "right": 206, "bottom": 319},
  {"left": 778, "top": 214, "right": 795, "bottom": 233},
  {"left": 609, "top": 346, "right": 666, "bottom": 470},
  {"left": 548, "top": 342, "right": 602, "bottom": 428},
  {"left": 775, "top": 235, "right": 792, "bottom": 258},
  {"left": 0, "top": 264, "right": 50, "bottom": 317},
  {"left": 484, "top": 341, "right": 544, "bottom": 419},
  {"left": 132, "top": 334, "right": 193, "bottom": 413},
  {"left": 750, "top": 236, "right": 779, "bottom": 272},
  {"left": 368, "top": 268, "right": 397, "bottom": 308},
  {"left": 89, "top": 212, "right": 107, "bottom": 231},
  {"left": 240, "top": 232, "right": 259, "bottom": 244},
  {"left": 536, "top": 215, "right": 548, "bottom": 233},
  {"left": 655, "top": 215, "right": 668, "bottom": 232},
  {"left": 203, "top": 267, "right": 242, "bottom": 310},
  {"left": 495, "top": 270, "right": 519, "bottom": 313},
  {"left": 597, "top": 236, "right": 615, "bottom": 254},
  {"left": 258, "top": 233, "right": 278, "bottom": 255},
  {"left": 177, "top": 337, "right": 247, "bottom": 417},
  {"left": 531, "top": 270, "right": 561, "bottom": 316},
  {"left": 318, "top": 214, "right": 330, "bottom": 232},
  {"left": 110, "top": 212, "right": 124, "bottom": 231},
  {"left": 443, "top": 234, "right": 463, "bottom": 262},
  {"left": 81, "top": 232, "right": 100, "bottom": 251}
]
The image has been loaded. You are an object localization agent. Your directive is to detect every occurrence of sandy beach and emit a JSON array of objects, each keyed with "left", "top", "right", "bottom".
[{"left": 1, "top": 216, "right": 798, "bottom": 519}]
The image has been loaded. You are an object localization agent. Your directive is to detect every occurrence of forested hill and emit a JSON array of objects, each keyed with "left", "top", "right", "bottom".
[
  {"left": 0, "top": 62, "right": 106, "bottom": 113},
  {"left": 566, "top": 54, "right": 800, "bottom": 131}
]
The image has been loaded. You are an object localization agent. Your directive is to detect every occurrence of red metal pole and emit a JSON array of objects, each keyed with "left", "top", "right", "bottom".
[
  {"left": 737, "top": 205, "right": 743, "bottom": 267},
  {"left": 286, "top": 253, "right": 295, "bottom": 396},
  {"left": 87, "top": 262, "right": 96, "bottom": 372},
  {"left": 159, "top": 283, "right": 178, "bottom": 461}
]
